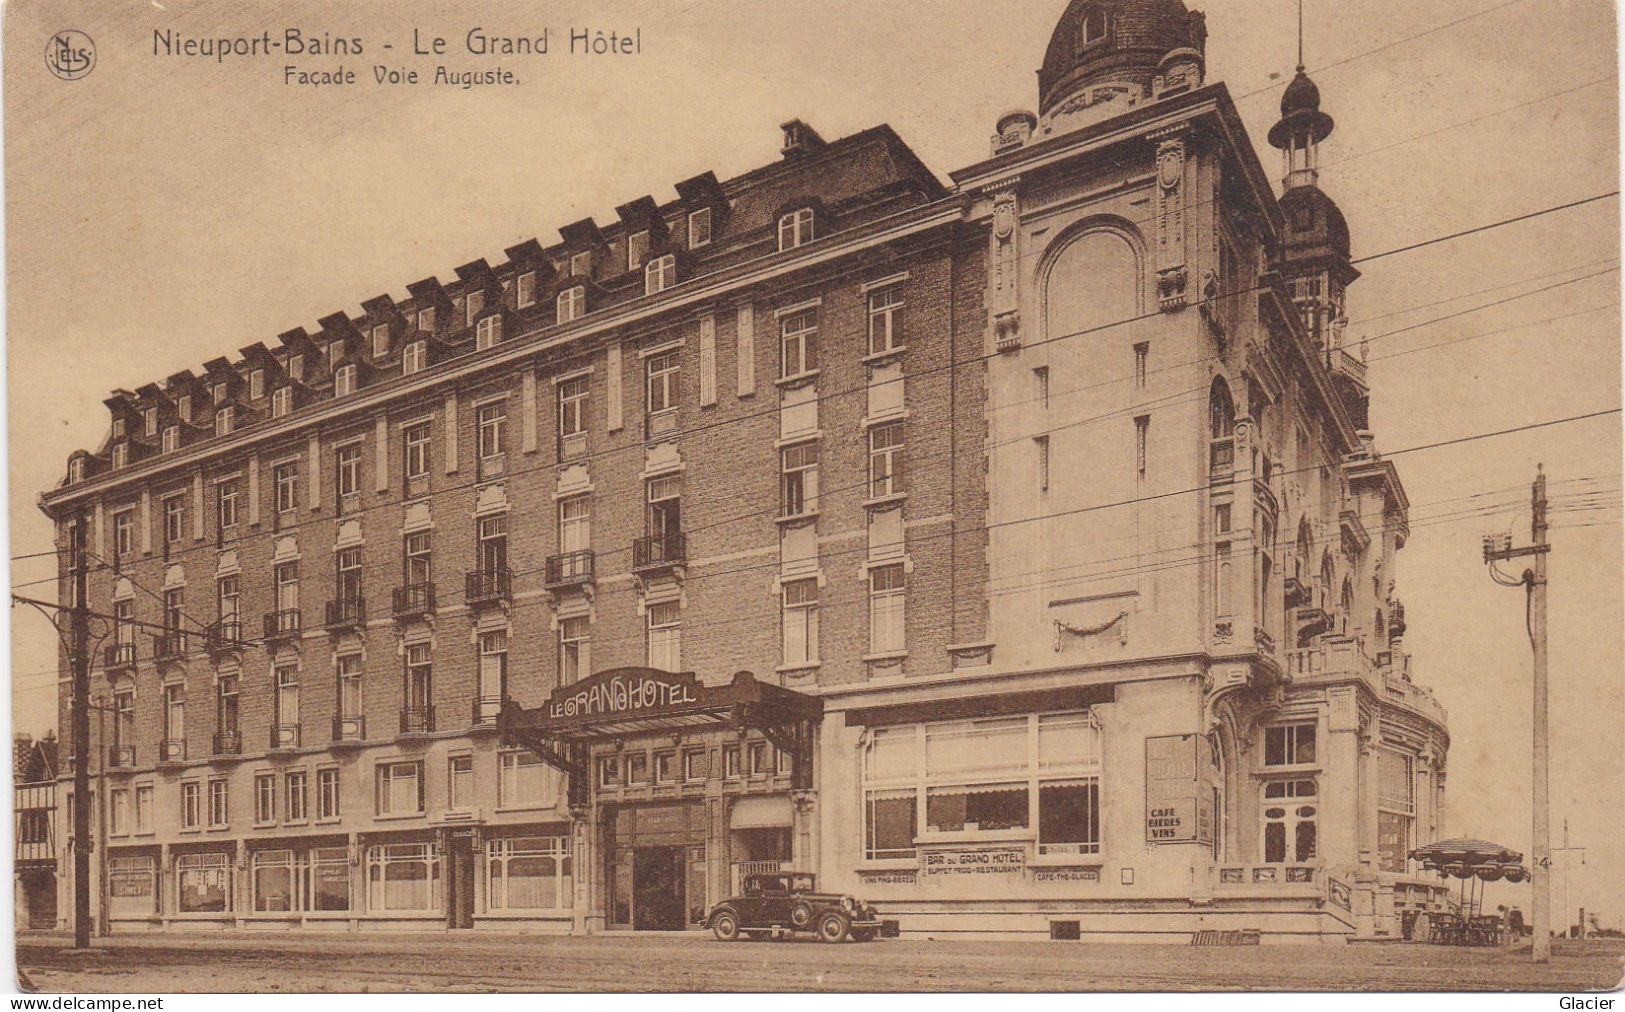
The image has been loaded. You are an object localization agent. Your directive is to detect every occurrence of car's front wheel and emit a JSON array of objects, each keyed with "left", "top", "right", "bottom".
[
  {"left": 711, "top": 909, "right": 741, "bottom": 942},
  {"left": 817, "top": 911, "right": 851, "bottom": 943}
]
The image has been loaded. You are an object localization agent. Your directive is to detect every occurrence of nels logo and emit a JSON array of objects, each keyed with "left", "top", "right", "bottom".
[{"left": 46, "top": 30, "right": 96, "bottom": 80}]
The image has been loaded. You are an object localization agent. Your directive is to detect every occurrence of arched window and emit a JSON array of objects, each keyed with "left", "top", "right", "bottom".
[
  {"left": 1375, "top": 610, "right": 1386, "bottom": 644},
  {"left": 1339, "top": 577, "right": 1354, "bottom": 634},
  {"left": 1209, "top": 377, "right": 1235, "bottom": 473},
  {"left": 1295, "top": 517, "right": 1314, "bottom": 579}
]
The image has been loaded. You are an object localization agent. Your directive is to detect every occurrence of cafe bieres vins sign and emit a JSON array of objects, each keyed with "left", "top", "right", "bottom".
[{"left": 547, "top": 667, "right": 700, "bottom": 720}]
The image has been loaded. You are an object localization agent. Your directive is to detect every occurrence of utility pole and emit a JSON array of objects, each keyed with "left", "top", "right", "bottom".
[
  {"left": 1553, "top": 818, "right": 1587, "bottom": 940},
  {"left": 1483, "top": 465, "right": 1551, "bottom": 962},
  {"left": 70, "top": 512, "right": 92, "bottom": 950}
]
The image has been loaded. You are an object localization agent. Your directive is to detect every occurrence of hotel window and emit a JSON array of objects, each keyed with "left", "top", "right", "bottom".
[
  {"left": 654, "top": 752, "right": 675, "bottom": 784},
  {"left": 646, "top": 475, "right": 681, "bottom": 544},
  {"left": 143, "top": 407, "right": 159, "bottom": 436},
  {"left": 869, "top": 422, "right": 904, "bottom": 498},
  {"left": 215, "top": 406, "right": 234, "bottom": 436},
  {"left": 517, "top": 271, "right": 537, "bottom": 308},
  {"left": 499, "top": 750, "right": 548, "bottom": 808},
  {"left": 216, "top": 673, "right": 238, "bottom": 740},
  {"left": 868, "top": 287, "right": 904, "bottom": 354},
  {"left": 162, "top": 588, "right": 185, "bottom": 638},
  {"left": 646, "top": 349, "right": 679, "bottom": 416},
  {"left": 163, "top": 495, "right": 186, "bottom": 546},
  {"left": 286, "top": 770, "right": 308, "bottom": 822},
  {"left": 329, "top": 341, "right": 345, "bottom": 367},
  {"left": 112, "top": 442, "right": 129, "bottom": 469},
  {"left": 684, "top": 750, "right": 709, "bottom": 782},
  {"left": 162, "top": 425, "right": 181, "bottom": 454},
  {"left": 557, "top": 286, "right": 586, "bottom": 323},
  {"left": 217, "top": 574, "right": 240, "bottom": 626},
  {"left": 569, "top": 251, "right": 592, "bottom": 277},
  {"left": 781, "top": 579, "right": 819, "bottom": 666},
  {"left": 274, "top": 562, "right": 298, "bottom": 613},
  {"left": 404, "top": 422, "right": 431, "bottom": 482},
  {"left": 466, "top": 290, "right": 486, "bottom": 327},
  {"left": 274, "top": 665, "right": 300, "bottom": 739},
  {"left": 178, "top": 393, "right": 192, "bottom": 422},
  {"left": 254, "top": 773, "right": 276, "bottom": 824},
  {"left": 113, "top": 683, "right": 135, "bottom": 745},
  {"left": 372, "top": 324, "right": 390, "bottom": 358},
  {"left": 404, "top": 531, "right": 432, "bottom": 586},
  {"left": 779, "top": 308, "right": 818, "bottom": 378},
  {"left": 337, "top": 653, "right": 362, "bottom": 730},
  {"left": 288, "top": 355, "right": 304, "bottom": 382},
  {"left": 376, "top": 761, "right": 425, "bottom": 816},
  {"left": 448, "top": 755, "right": 474, "bottom": 810},
  {"left": 1134, "top": 342, "right": 1149, "bottom": 388},
  {"left": 869, "top": 564, "right": 906, "bottom": 654},
  {"left": 135, "top": 785, "right": 153, "bottom": 834},
  {"left": 69, "top": 457, "right": 85, "bottom": 482},
  {"left": 1261, "top": 778, "right": 1318, "bottom": 863},
  {"left": 114, "top": 509, "right": 135, "bottom": 557},
  {"left": 747, "top": 741, "right": 772, "bottom": 777},
  {"left": 274, "top": 462, "right": 299, "bottom": 515},
  {"left": 334, "top": 364, "right": 357, "bottom": 397},
  {"left": 366, "top": 842, "right": 442, "bottom": 912},
  {"left": 478, "top": 513, "right": 508, "bottom": 573},
  {"left": 176, "top": 852, "right": 231, "bottom": 913},
  {"left": 645, "top": 254, "right": 676, "bottom": 295},
  {"left": 627, "top": 230, "right": 650, "bottom": 271},
  {"left": 416, "top": 307, "right": 436, "bottom": 333},
  {"left": 114, "top": 418, "right": 127, "bottom": 439},
  {"left": 487, "top": 836, "right": 573, "bottom": 911},
  {"left": 404, "top": 643, "right": 432, "bottom": 725},
  {"left": 110, "top": 789, "right": 129, "bottom": 835},
  {"left": 208, "top": 779, "right": 229, "bottom": 828},
  {"left": 626, "top": 752, "right": 649, "bottom": 784},
  {"left": 1263, "top": 722, "right": 1317, "bottom": 767},
  {"left": 558, "top": 376, "right": 589, "bottom": 442},
  {"left": 724, "top": 747, "right": 742, "bottom": 779},
  {"left": 1081, "top": 5, "right": 1109, "bottom": 43},
  {"left": 475, "top": 314, "right": 503, "bottom": 350},
  {"left": 249, "top": 369, "right": 265, "bottom": 400},
  {"left": 271, "top": 387, "right": 293, "bottom": 418},
  {"left": 217, "top": 481, "right": 240, "bottom": 531},
  {"left": 212, "top": 383, "right": 228, "bottom": 406},
  {"left": 317, "top": 768, "right": 340, "bottom": 820},
  {"left": 559, "top": 616, "right": 590, "bottom": 685},
  {"left": 180, "top": 782, "right": 201, "bottom": 830},
  {"left": 780, "top": 442, "right": 818, "bottom": 517},
  {"left": 685, "top": 204, "right": 711, "bottom": 246},
  {"left": 163, "top": 681, "right": 186, "bottom": 751},
  {"left": 336, "top": 443, "right": 361, "bottom": 499},
  {"left": 598, "top": 756, "right": 620, "bottom": 788},
  {"left": 402, "top": 340, "right": 428, "bottom": 376},
  {"left": 477, "top": 402, "right": 507, "bottom": 462},
  {"left": 646, "top": 601, "right": 681, "bottom": 671},
  {"left": 1377, "top": 750, "right": 1415, "bottom": 873},
  {"left": 477, "top": 630, "right": 508, "bottom": 717},
  {"left": 778, "top": 208, "right": 814, "bottom": 251}
]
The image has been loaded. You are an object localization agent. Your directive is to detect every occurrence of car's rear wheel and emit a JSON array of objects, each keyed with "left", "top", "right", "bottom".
[
  {"left": 711, "top": 909, "right": 741, "bottom": 942},
  {"left": 817, "top": 911, "right": 851, "bottom": 943}
]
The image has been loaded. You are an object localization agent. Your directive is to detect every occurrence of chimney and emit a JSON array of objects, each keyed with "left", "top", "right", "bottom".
[{"left": 780, "top": 119, "right": 826, "bottom": 159}]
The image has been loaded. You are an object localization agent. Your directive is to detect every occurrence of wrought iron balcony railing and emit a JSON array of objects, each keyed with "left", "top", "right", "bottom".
[
  {"left": 205, "top": 620, "right": 243, "bottom": 655},
  {"left": 324, "top": 596, "right": 366, "bottom": 630},
  {"left": 544, "top": 549, "right": 595, "bottom": 588},
  {"left": 332, "top": 715, "right": 366, "bottom": 743},
  {"left": 212, "top": 730, "right": 241, "bottom": 756},
  {"left": 152, "top": 632, "right": 187, "bottom": 661},
  {"left": 472, "top": 696, "right": 504, "bottom": 728},
  {"left": 106, "top": 745, "right": 135, "bottom": 768},
  {"left": 633, "top": 533, "right": 686, "bottom": 571},
  {"left": 391, "top": 583, "right": 435, "bottom": 619},
  {"left": 264, "top": 609, "right": 302, "bottom": 639},
  {"left": 158, "top": 739, "right": 187, "bottom": 763},
  {"left": 270, "top": 723, "right": 301, "bottom": 749},
  {"left": 103, "top": 642, "right": 137, "bottom": 670},
  {"left": 399, "top": 705, "right": 435, "bottom": 735},
  {"left": 465, "top": 568, "right": 512, "bottom": 606}
]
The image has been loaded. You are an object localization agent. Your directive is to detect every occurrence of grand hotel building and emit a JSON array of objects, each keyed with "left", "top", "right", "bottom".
[{"left": 42, "top": 0, "right": 1452, "bottom": 942}]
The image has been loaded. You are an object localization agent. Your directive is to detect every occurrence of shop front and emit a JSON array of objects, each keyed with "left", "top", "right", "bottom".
[{"left": 499, "top": 667, "right": 821, "bottom": 934}]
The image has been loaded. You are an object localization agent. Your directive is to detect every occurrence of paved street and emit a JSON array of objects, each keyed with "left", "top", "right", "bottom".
[{"left": 15, "top": 932, "right": 1625, "bottom": 993}]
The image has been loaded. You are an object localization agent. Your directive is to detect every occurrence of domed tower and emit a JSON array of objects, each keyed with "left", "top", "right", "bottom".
[
  {"left": 1267, "top": 59, "right": 1368, "bottom": 424},
  {"left": 1024, "top": 0, "right": 1208, "bottom": 143}
]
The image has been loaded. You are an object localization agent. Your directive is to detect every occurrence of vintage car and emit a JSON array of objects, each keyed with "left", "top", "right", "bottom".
[{"left": 706, "top": 872, "right": 884, "bottom": 943}]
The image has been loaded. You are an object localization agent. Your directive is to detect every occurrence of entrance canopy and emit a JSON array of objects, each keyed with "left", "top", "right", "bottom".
[{"left": 499, "top": 668, "right": 822, "bottom": 803}]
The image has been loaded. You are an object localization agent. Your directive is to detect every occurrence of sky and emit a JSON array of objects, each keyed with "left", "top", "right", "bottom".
[{"left": 4, "top": 0, "right": 1621, "bottom": 929}]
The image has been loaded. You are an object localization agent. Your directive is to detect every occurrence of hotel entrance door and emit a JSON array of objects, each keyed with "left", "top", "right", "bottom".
[
  {"left": 605, "top": 802, "right": 708, "bottom": 930},
  {"left": 632, "top": 846, "right": 686, "bottom": 930}
]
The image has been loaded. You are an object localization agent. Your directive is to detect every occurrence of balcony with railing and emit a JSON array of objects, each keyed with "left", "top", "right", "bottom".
[
  {"left": 103, "top": 642, "right": 137, "bottom": 671},
  {"left": 399, "top": 705, "right": 436, "bottom": 737},
  {"left": 633, "top": 533, "right": 686, "bottom": 573},
  {"left": 212, "top": 730, "right": 242, "bottom": 756},
  {"left": 391, "top": 583, "right": 435, "bottom": 621},
  {"left": 331, "top": 714, "right": 366, "bottom": 746},
  {"left": 465, "top": 568, "right": 512, "bottom": 608},
  {"left": 545, "top": 549, "right": 595, "bottom": 590},
  {"left": 472, "top": 696, "right": 504, "bottom": 730},
  {"left": 324, "top": 596, "right": 366, "bottom": 631},
  {"left": 152, "top": 632, "right": 187, "bottom": 663},
  {"left": 270, "top": 724, "right": 302, "bottom": 750},
  {"left": 158, "top": 739, "right": 187, "bottom": 765},
  {"left": 106, "top": 745, "right": 135, "bottom": 769},
  {"left": 205, "top": 620, "right": 243, "bottom": 657},
  {"left": 1284, "top": 635, "right": 1371, "bottom": 684},
  {"left": 263, "top": 609, "right": 302, "bottom": 641},
  {"left": 1209, "top": 437, "right": 1236, "bottom": 480}
]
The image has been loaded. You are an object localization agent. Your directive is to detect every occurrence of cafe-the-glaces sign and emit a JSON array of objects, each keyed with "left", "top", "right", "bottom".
[{"left": 546, "top": 667, "right": 701, "bottom": 721}]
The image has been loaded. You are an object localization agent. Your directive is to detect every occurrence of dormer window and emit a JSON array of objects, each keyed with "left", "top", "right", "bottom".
[
  {"left": 569, "top": 251, "right": 592, "bottom": 277},
  {"left": 466, "top": 290, "right": 485, "bottom": 327},
  {"left": 372, "top": 325, "right": 390, "bottom": 358},
  {"left": 212, "top": 382, "right": 227, "bottom": 405},
  {"left": 142, "top": 407, "right": 158, "bottom": 436},
  {"left": 111, "top": 443, "right": 128, "bottom": 469},
  {"left": 1080, "top": 6, "right": 1108, "bottom": 46},
  {"left": 328, "top": 341, "right": 345, "bottom": 367},
  {"left": 249, "top": 369, "right": 265, "bottom": 400},
  {"left": 215, "top": 406, "right": 233, "bottom": 436},
  {"left": 627, "top": 230, "right": 650, "bottom": 272},
  {"left": 645, "top": 255, "right": 677, "bottom": 296},
  {"left": 288, "top": 355, "right": 303, "bottom": 382},
  {"left": 271, "top": 387, "right": 293, "bottom": 418},
  {"left": 558, "top": 286, "right": 586, "bottom": 324},
  {"left": 517, "top": 271, "right": 537, "bottom": 308},
  {"left": 334, "top": 365, "right": 357, "bottom": 397},
  {"left": 403, "top": 340, "right": 428, "bottom": 376},
  {"left": 68, "top": 457, "right": 84, "bottom": 483},
  {"left": 688, "top": 208, "right": 712, "bottom": 248},
  {"left": 778, "top": 209, "right": 815, "bottom": 252},
  {"left": 416, "top": 307, "right": 435, "bottom": 333},
  {"left": 475, "top": 315, "right": 503, "bottom": 350},
  {"left": 162, "top": 426, "right": 180, "bottom": 454},
  {"left": 112, "top": 418, "right": 126, "bottom": 439},
  {"left": 177, "top": 394, "right": 191, "bottom": 423}
]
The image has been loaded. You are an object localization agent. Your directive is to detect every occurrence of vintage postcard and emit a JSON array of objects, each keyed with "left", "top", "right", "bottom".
[{"left": 5, "top": 0, "right": 1622, "bottom": 995}]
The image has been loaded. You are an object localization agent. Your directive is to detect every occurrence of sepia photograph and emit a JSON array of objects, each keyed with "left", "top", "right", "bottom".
[{"left": 3, "top": 0, "right": 1622, "bottom": 996}]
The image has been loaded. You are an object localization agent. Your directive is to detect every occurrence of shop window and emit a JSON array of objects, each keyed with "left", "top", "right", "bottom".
[
  {"left": 253, "top": 849, "right": 303, "bottom": 912},
  {"left": 176, "top": 852, "right": 232, "bottom": 913},
  {"left": 107, "top": 856, "right": 157, "bottom": 917},
  {"left": 310, "top": 847, "right": 350, "bottom": 910},
  {"left": 1261, "top": 779, "right": 1318, "bottom": 863},
  {"left": 366, "top": 842, "right": 442, "bottom": 913},
  {"left": 487, "top": 836, "right": 572, "bottom": 911},
  {"left": 1378, "top": 750, "right": 1415, "bottom": 873},
  {"left": 1263, "top": 722, "right": 1317, "bottom": 767}
]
